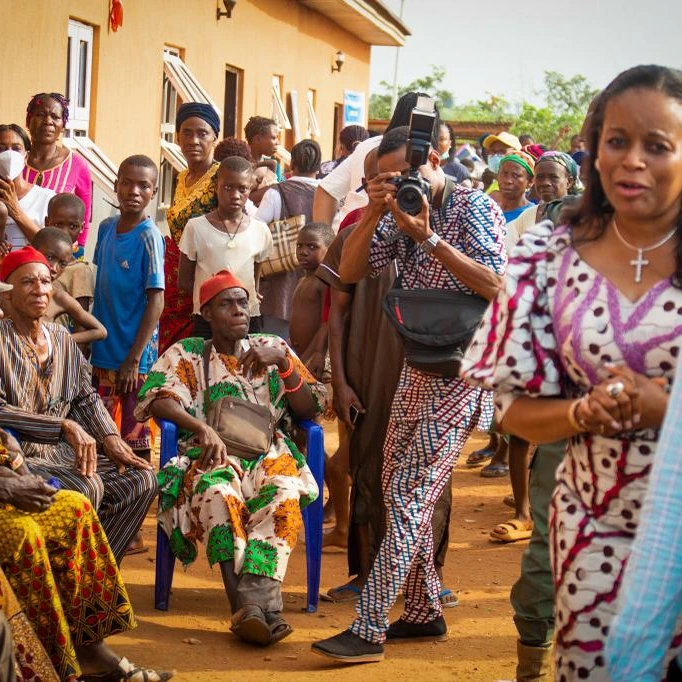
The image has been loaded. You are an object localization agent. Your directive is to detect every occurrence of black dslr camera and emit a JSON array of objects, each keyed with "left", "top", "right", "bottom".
[{"left": 390, "top": 96, "right": 437, "bottom": 215}]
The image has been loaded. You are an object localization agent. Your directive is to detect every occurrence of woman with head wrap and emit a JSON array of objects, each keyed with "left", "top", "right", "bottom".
[
  {"left": 22, "top": 93, "right": 93, "bottom": 254},
  {"left": 495, "top": 151, "right": 535, "bottom": 223},
  {"left": 158, "top": 102, "right": 221, "bottom": 353},
  {"left": 507, "top": 150, "right": 583, "bottom": 248}
]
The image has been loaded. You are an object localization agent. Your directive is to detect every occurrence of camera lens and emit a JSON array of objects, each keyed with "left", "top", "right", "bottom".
[{"left": 397, "top": 183, "right": 424, "bottom": 216}]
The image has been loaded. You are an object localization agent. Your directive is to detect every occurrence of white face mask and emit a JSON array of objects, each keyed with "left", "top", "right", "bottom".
[
  {"left": 487, "top": 154, "right": 503, "bottom": 174},
  {"left": 0, "top": 149, "right": 25, "bottom": 180}
]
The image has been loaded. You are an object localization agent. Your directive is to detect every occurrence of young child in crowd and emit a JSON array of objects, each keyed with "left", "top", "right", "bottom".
[
  {"left": 289, "top": 222, "right": 335, "bottom": 379},
  {"left": 45, "top": 193, "right": 95, "bottom": 312},
  {"left": 90, "top": 155, "right": 165, "bottom": 474},
  {"left": 31, "top": 227, "right": 106, "bottom": 346},
  {"left": 178, "top": 155, "right": 272, "bottom": 337}
]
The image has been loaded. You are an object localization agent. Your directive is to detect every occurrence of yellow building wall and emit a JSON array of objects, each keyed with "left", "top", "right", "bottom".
[{"left": 0, "top": 0, "right": 370, "bottom": 163}]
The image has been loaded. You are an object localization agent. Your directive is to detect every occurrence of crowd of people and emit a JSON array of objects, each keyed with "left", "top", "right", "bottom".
[{"left": 0, "top": 62, "right": 682, "bottom": 682}]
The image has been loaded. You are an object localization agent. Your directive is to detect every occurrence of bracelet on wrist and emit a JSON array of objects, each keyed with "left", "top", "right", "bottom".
[
  {"left": 284, "top": 375, "right": 305, "bottom": 394},
  {"left": 278, "top": 356, "right": 294, "bottom": 380},
  {"left": 567, "top": 398, "right": 588, "bottom": 433}
]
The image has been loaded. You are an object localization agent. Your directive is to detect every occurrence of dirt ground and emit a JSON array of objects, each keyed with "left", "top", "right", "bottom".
[{"left": 116, "top": 430, "right": 531, "bottom": 681}]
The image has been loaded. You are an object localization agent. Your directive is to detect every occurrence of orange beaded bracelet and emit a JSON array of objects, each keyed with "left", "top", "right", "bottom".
[
  {"left": 284, "top": 375, "right": 305, "bottom": 394},
  {"left": 278, "top": 356, "right": 294, "bottom": 380}
]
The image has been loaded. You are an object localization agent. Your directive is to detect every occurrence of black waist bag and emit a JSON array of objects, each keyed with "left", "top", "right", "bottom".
[{"left": 382, "top": 286, "right": 489, "bottom": 377}]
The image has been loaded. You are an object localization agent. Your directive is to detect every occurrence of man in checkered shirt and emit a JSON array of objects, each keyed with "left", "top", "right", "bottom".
[{"left": 312, "top": 125, "right": 507, "bottom": 663}]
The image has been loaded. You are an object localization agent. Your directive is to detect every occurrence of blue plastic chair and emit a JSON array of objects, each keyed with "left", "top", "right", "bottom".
[{"left": 153, "top": 418, "right": 325, "bottom": 613}]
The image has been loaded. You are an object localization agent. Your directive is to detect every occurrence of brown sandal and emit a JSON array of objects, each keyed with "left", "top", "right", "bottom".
[{"left": 230, "top": 605, "right": 272, "bottom": 646}]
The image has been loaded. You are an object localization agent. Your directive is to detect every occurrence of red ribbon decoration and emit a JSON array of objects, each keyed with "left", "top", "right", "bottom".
[{"left": 110, "top": 0, "right": 123, "bottom": 32}]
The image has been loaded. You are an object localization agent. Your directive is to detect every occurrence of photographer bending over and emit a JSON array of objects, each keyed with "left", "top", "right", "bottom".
[{"left": 312, "top": 103, "right": 507, "bottom": 663}]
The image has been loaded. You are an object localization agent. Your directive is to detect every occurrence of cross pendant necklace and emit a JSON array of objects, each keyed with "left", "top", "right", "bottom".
[
  {"left": 630, "top": 250, "right": 649, "bottom": 284},
  {"left": 611, "top": 219, "right": 677, "bottom": 284}
]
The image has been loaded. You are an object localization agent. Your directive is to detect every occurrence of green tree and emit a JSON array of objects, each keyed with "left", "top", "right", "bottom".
[
  {"left": 369, "top": 65, "right": 454, "bottom": 119},
  {"left": 369, "top": 67, "right": 598, "bottom": 148},
  {"left": 544, "top": 71, "right": 597, "bottom": 114}
]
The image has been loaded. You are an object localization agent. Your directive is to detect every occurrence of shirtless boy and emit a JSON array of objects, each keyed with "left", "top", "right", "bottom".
[{"left": 289, "top": 222, "right": 335, "bottom": 378}]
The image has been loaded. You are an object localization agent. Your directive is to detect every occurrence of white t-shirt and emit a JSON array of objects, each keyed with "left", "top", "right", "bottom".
[
  {"left": 255, "top": 176, "right": 319, "bottom": 224},
  {"left": 179, "top": 214, "right": 273, "bottom": 317},
  {"left": 319, "top": 135, "right": 382, "bottom": 219},
  {"left": 5, "top": 185, "right": 54, "bottom": 249}
]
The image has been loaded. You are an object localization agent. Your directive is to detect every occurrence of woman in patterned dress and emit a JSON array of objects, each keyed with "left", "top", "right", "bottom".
[
  {"left": 159, "top": 103, "right": 221, "bottom": 353},
  {"left": 461, "top": 64, "right": 682, "bottom": 680},
  {"left": 136, "top": 271, "right": 324, "bottom": 647},
  {"left": 0, "top": 428, "right": 172, "bottom": 682}
]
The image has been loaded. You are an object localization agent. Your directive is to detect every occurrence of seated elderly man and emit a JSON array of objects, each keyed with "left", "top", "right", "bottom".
[
  {"left": 0, "top": 247, "right": 157, "bottom": 563},
  {"left": 135, "top": 271, "right": 324, "bottom": 646},
  {"left": 0, "top": 428, "right": 173, "bottom": 681}
]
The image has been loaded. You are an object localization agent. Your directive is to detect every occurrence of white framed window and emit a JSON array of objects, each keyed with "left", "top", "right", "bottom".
[
  {"left": 162, "top": 52, "right": 221, "bottom": 114},
  {"left": 65, "top": 20, "right": 93, "bottom": 137},
  {"left": 62, "top": 136, "right": 117, "bottom": 199},
  {"left": 307, "top": 89, "right": 320, "bottom": 139},
  {"left": 159, "top": 47, "right": 183, "bottom": 209},
  {"left": 271, "top": 76, "right": 292, "bottom": 130}
]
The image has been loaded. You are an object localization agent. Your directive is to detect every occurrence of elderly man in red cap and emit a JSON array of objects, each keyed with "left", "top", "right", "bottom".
[
  {"left": 135, "top": 270, "right": 325, "bottom": 646},
  {"left": 0, "top": 246, "right": 158, "bottom": 564}
]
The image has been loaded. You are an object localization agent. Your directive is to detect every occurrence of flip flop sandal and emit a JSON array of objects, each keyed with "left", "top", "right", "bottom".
[
  {"left": 490, "top": 519, "right": 533, "bottom": 543},
  {"left": 321, "top": 583, "right": 362, "bottom": 603},
  {"left": 480, "top": 463, "right": 510, "bottom": 478},
  {"left": 265, "top": 612, "right": 294, "bottom": 644},
  {"left": 80, "top": 656, "right": 175, "bottom": 681},
  {"left": 439, "top": 588, "right": 459, "bottom": 608},
  {"left": 466, "top": 447, "right": 495, "bottom": 467},
  {"left": 230, "top": 605, "right": 272, "bottom": 646}
]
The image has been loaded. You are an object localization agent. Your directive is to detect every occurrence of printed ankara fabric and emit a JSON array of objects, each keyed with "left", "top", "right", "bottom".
[
  {"left": 0, "top": 491, "right": 136, "bottom": 680},
  {"left": 461, "top": 222, "right": 682, "bottom": 680},
  {"left": 136, "top": 334, "right": 324, "bottom": 581},
  {"left": 0, "top": 568, "right": 59, "bottom": 682}
]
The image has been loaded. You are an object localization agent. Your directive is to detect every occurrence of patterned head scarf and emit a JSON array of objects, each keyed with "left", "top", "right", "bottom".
[
  {"left": 537, "top": 151, "right": 583, "bottom": 194},
  {"left": 521, "top": 144, "right": 546, "bottom": 162},
  {"left": 499, "top": 151, "right": 536, "bottom": 178}
]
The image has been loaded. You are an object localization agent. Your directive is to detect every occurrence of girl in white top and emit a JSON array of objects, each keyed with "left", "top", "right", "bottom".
[
  {"left": 178, "top": 157, "right": 272, "bottom": 332},
  {"left": 0, "top": 124, "right": 53, "bottom": 249}
]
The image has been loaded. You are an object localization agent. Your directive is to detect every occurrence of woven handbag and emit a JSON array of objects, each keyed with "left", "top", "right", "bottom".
[{"left": 260, "top": 185, "right": 305, "bottom": 279}]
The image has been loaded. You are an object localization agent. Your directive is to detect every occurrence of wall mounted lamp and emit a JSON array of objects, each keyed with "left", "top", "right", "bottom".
[
  {"left": 217, "top": 0, "right": 237, "bottom": 20},
  {"left": 331, "top": 50, "right": 345, "bottom": 74}
]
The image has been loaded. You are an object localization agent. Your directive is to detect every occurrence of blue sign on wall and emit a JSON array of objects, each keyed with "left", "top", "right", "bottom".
[{"left": 343, "top": 91, "right": 365, "bottom": 126}]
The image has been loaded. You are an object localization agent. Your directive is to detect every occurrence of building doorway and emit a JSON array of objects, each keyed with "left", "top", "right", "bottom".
[
  {"left": 223, "top": 65, "right": 242, "bottom": 138},
  {"left": 332, "top": 103, "right": 344, "bottom": 154}
]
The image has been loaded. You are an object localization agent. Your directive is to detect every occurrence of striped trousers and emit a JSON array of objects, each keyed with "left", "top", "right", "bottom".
[
  {"left": 349, "top": 367, "right": 483, "bottom": 644},
  {"left": 28, "top": 450, "right": 157, "bottom": 564}
]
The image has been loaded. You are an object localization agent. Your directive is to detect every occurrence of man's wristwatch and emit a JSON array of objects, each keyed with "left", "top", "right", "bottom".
[{"left": 419, "top": 233, "right": 441, "bottom": 255}]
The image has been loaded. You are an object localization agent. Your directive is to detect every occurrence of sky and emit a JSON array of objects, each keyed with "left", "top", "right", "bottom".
[{"left": 370, "top": 0, "right": 682, "bottom": 109}]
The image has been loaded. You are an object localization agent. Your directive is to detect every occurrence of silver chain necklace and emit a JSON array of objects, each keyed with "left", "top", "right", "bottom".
[{"left": 611, "top": 219, "right": 677, "bottom": 283}]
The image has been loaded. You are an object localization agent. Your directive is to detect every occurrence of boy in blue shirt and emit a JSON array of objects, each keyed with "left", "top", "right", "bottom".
[{"left": 91, "top": 155, "right": 165, "bottom": 475}]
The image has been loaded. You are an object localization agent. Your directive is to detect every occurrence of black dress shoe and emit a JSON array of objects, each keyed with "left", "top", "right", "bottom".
[
  {"left": 386, "top": 616, "right": 448, "bottom": 642},
  {"left": 311, "top": 630, "right": 384, "bottom": 663}
]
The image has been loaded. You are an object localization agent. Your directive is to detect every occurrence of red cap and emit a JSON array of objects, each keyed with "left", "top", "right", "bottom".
[
  {"left": 0, "top": 246, "right": 50, "bottom": 282},
  {"left": 199, "top": 270, "right": 249, "bottom": 308}
]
